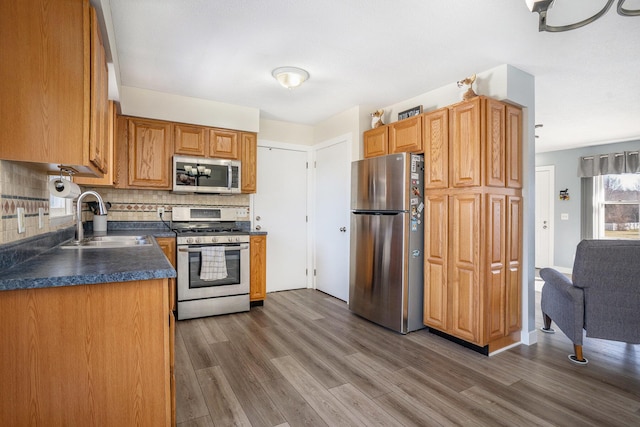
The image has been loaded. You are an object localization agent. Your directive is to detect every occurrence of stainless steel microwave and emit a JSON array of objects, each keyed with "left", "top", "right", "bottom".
[{"left": 173, "top": 155, "right": 241, "bottom": 194}]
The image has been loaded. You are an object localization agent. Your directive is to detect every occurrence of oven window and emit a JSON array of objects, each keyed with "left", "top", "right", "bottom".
[{"left": 188, "top": 247, "right": 241, "bottom": 288}]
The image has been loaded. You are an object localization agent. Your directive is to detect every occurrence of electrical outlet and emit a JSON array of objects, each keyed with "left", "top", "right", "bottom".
[
  {"left": 17, "top": 207, "right": 26, "bottom": 233},
  {"left": 157, "top": 207, "right": 165, "bottom": 218},
  {"left": 38, "top": 207, "right": 44, "bottom": 229}
]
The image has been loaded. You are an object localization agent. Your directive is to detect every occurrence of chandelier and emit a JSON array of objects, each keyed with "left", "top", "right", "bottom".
[{"left": 526, "top": 0, "right": 640, "bottom": 32}]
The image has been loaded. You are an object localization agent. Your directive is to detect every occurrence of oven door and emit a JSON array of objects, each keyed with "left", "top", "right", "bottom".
[{"left": 177, "top": 242, "right": 250, "bottom": 301}]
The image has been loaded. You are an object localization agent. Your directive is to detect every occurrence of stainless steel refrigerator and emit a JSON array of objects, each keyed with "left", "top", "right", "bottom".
[{"left": 349, "top": 152, "right": 425, "bottom": 334}]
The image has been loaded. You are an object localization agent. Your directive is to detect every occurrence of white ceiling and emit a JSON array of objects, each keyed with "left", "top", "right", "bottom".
[{"left": 106, "top": 0, "right": 640, "bottom": 153}]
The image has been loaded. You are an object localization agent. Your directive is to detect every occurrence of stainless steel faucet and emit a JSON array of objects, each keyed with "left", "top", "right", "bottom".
[{"left": 75, "top": 190, "right": 107, "bottom": 242}]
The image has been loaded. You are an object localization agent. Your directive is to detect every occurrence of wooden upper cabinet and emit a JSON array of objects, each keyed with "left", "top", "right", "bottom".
[
  {"left": 449, "top": 97, "right": 482, "bottom": 188},
  {"left": 0, "top": 0, "right": 108, "bottom": 176},
  {"left": 485, "top": 98, "right": 506, "bottom": 187},
  {"left": 389, "top": 116, "right": 422, "bottom": 154},
  {"left": 127, "top": 118, "right": 173, "bottom": 189},
  {"left": 75, "top": 101, "right": 116, "bottom": 187},
  {"left": 423, "top": 108, "right": 449, "bottom": 189},
  {"left": 209, "top": 129, "right": 239, "bottom": 159},
  {"left": 363, "top": 126, "right": 388, "bottom": 158},
  {"left": 88, "top": 6, "right": 109, "bottom": 176},
  {"left": 240, "top": 132, "right": 257, "bottom": 193},
  {"left": 506, "top": 104, "right": 523, "bottom": 189},
  {"left": 174, "top": 124, "right": 207, "bottom": 156}
]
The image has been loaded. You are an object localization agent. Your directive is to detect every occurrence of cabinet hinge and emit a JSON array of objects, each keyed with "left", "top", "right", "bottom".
[{"left": 314, "top": 269, "right": 317, "bottom": 276}]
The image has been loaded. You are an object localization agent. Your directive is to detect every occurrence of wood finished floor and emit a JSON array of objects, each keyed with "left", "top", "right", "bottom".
[{"left": 175, "top": 289, "right": 640, "bottom": 427}]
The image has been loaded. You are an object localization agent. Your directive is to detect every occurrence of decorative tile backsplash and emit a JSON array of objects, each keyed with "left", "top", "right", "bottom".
[{"left": 0, "top": 159, "right": 250, "bottom": 245}]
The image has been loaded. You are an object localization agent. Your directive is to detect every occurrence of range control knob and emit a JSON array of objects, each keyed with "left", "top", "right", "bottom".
[
  {"left": 211, "top": 237, "right": 218, "bottom": 243},
  {"left": 195, "top": 237, "right": 202, "bottom": 244},
  {"left": 186, "top": 237, "right": 194, "bottom": 244}
]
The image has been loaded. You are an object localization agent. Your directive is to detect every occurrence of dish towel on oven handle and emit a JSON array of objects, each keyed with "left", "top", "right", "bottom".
[{"left": 200, "top": 247, "right": 228, "bottom": 281}]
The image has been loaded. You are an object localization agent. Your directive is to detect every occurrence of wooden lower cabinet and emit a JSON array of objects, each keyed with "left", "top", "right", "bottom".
[
  {"left": 156, "top": 236, "right": 177, "bottom": 426},
  {"left": 250, "top": 235, "right": 267, "bottom": 302},
  {"left": 424, "top": 190, "right": 522, "bottom": 352},
  {"left": 0, "top": 279, "right": 173, "bottom": 426}
]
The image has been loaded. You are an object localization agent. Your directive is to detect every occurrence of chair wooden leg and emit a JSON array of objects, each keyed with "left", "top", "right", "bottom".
[
  {"left": 569, "top": 344, "right": 588, "bottom": 365},
  {"left": 540, "top": 313, "right": 555, "bottom": 333}
]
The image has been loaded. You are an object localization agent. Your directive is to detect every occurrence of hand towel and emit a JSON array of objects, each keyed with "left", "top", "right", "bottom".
[{"left": 200, "top": 247, "right": 228, "bottom": 281}]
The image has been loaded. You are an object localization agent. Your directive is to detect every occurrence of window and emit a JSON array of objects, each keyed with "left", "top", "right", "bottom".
[{"left": 594, "top": 174, "right": 640, "bottom": 239}]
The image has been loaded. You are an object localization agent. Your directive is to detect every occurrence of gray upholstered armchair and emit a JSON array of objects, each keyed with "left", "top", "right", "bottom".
[{"left": 540, "top": 239, "right": 640, "bottom": 365}]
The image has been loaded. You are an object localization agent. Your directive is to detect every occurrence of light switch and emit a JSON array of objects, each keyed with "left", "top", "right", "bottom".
[{"left": 561, "top": 213, "right": 569, "bottom": 220}]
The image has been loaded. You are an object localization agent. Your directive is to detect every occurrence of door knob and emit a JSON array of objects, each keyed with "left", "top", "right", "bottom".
[
  {"left": 255, "top": 225, "right": 262, "bottom": 231},
  {"left": 339, "top": 227, "right": 346, "bottom": 232},
  {"left": 256, "top": 216, "right": 261, "bottom": 221}
]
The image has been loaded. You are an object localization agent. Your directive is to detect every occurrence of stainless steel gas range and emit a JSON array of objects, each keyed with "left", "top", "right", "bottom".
[{"left": 172, "top": 206, "right": 251, "bottom": 320}]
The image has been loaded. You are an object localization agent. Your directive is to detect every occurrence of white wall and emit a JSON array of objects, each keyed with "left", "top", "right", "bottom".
[
  {"left": 258, "top": 119, "right": 314, "bottom": 145},
  {"left": 119, "top": 86, "right": 260, "bottom": 132}
]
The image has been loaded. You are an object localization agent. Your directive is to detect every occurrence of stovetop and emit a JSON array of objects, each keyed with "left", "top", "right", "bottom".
[
  {"left": 171, "top": 206, "right": 250, "bottom": 244},
  {"left": 172, "top": 224, "right": 245, "bottom": 234}
]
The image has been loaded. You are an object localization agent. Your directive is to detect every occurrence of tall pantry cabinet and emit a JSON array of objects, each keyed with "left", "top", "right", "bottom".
[{"left": 423, "top": 96, "right": 523, "bottom": 353}]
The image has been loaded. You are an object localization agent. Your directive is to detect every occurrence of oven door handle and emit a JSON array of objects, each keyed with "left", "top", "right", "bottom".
[{"left": 178, "top": 244, "right": 249, "bottom": 253}]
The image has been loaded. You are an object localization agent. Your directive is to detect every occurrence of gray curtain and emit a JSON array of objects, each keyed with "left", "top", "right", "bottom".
[
  {"left": 578, "top": 151, "right": 640, "bottom": 177},
  {"left": 580, "top": 177, "right": 593, "bottom": 240}
]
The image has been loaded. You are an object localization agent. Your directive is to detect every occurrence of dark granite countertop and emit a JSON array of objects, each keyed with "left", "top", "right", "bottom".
[{"left": 0, "top": 225, "right": 176, "bottom": 292}]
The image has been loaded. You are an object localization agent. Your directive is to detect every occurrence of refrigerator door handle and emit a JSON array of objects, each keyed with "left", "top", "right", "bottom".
[{"left": 352, "top": 211, "right": 401, "bottom": 216}]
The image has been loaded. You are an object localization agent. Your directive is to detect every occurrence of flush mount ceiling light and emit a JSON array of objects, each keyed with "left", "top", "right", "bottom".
[
  {"left": 526, "top": 0, "right": 640, "bottom": 32},
  {"left": 272, "top": 67, "right": 310, "bottom": 89}
]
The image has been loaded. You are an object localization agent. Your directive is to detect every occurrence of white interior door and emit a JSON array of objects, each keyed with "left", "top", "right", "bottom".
[
  {"left": 314, "top": 138, "right": 350, "bottom": 301},
  {"left": 254, "top": 145, "right": 308, "bottom": 292},
  {"left": 535, "top": 165, "right": 554, "bottom": 268}
]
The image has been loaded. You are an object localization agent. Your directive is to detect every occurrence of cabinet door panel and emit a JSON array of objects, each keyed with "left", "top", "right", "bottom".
[
  {"left": 128, "top": 119, "right": 172, "bottom": 188},
  {"left": 209, "top": 129, "right": 239, "bottom": 159},
  {"left": 486, "top": 194, "right": 507, "bottom": 341},
  {"left": 450, "top": 194, "right": 481, "bottom": 344},
  {"left": 174, "top": 124, "right": 207, "bottom": 156},
  {"left": 389, "top": 116, "right": 422, "bottom": 153},
  {"left": 89, "top": 7, "right": 109, "bottom": 175},
  {"left": 424, "top": 195, "right": 448, "bottom": 329},
  {"left": 450, "top": 98, "right": 481, "bottom": 188},
  {"left": 250, "top": 235, "right": 267, "bottom": 301},
  {"left": 363, "top": 126, "right": 388, "bottom": 158},
  {"left": 506, "top": 105, "right": 523, "bottom": 189},
  {"left": 241, "top": 132, "right": 257, "bottom": 193},
  {"left": 485, "top": 99, "right": 506, "bottom": 187},
  {"left": 424, "top": 108, "right": 449, "bottom": 189},
  {"left": 506, "top": 196, "right": 523, "bottom": 333}
]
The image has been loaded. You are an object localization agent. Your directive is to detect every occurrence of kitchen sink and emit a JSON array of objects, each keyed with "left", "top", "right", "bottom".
[{"left": 60, "top": 235, "right": 153, "bottom": 249}]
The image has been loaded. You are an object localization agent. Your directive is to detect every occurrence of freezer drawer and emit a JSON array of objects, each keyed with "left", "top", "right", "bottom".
[{"left": 349, "top": 211, "right": 407, "bottom": 332}]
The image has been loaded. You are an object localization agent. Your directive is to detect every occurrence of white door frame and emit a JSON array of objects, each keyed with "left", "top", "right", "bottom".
[
  {"left": 535, "top": 165, "right": 555, "bottom": 269},
  {"left": 310, "top": 133, "right": 352, "bottom": 294}
]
